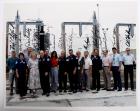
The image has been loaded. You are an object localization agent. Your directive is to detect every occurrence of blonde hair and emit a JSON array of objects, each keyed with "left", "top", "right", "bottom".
[{"left": 31, "top": 51, "right": 37, "bottom": 58}]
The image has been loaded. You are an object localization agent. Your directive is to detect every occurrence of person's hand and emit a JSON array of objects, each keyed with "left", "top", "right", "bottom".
[
  {"left": 81, "top": 70, "right": 83, "bottom": 75},
  {"left": 118, "top": 67, "right": 121, "bottom": 72},
  {"left": 45, "top": 72, "right": 48, "bottom": 76},
  {"left": 73, "top": 70, "right": 76, "bottom": 75},
  {"left": 64, "top": 72, "right": 67, "bottom": 75},
  {"left": 16, "top": 74, "right": 19, "bottom": 79}
]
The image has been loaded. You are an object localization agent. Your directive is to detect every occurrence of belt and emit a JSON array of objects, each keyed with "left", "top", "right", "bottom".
[{"left": 104, "top": 66, "right": 109, "bottom": 67}]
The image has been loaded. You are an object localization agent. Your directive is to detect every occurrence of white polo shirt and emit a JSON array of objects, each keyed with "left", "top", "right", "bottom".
[
  {"left": 122, "top": 53, "right": 135, "bottom": 65},
  {"left": 84, "top": 57, "right": 92, "bottom": 69},
  {"left": 110, "top": 53, "right": 122, "bottom": 67}
]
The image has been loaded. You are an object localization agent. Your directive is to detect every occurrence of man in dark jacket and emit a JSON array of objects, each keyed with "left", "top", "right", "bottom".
[
  {"left": 91, "top": 49, "right": 102, "bottom": 91},
  {"left": 39, "top": 50, "right": 50, "bottom": 96},
  {"left": 66, "top": 49, "right": 77, "bottom": 93},
  {"left": 58, "top": 51, "right": 67, "bottom": 93}
]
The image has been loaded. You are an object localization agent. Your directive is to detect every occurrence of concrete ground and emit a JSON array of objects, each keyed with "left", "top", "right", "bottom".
[
  {"left": 6, "top": 69, "right": 136, "bottom": 107},
  {"left": 6, "top": 89, "right": 136, "bottom": 107}
]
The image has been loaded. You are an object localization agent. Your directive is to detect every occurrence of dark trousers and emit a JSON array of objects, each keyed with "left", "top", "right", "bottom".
[
  {"left": 77, "top": 70, "right": 83, "bottom": 90},
  {"left": 68, "top": 71, "right": 74, "bottom": 91},
  {"left": 40, "top": 72, "right": 50, "bottom": 94},
  {"left": 124, "top": 65, "right": 134, "bottom": 90},
  {"left": 18, "top": 76, "right": 27, "bottom": 97},
  {"left": 112, "top": 66, "right": 122, "bottom": 90},
  {"left": 59, "top": 70, "right": 67, "bottom": 91},
  {"left": 72, "top": 73, "right": 78, "bottom": 91},
  {"left": 92, "top": 69, "right": 100, "bottom": 90}
]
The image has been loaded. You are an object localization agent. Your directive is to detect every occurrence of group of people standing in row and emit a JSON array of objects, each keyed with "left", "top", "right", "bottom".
[{"left": 7, "top": 47, "right": 136, "bottom": 99}]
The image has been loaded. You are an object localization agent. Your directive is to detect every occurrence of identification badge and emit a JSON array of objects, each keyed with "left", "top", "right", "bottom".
[
  {"left": 66, "top": 59, "right": 69, "bottom": 61},
  {"left": 47, "top": 58, "right": 50, "bottom": 61}
]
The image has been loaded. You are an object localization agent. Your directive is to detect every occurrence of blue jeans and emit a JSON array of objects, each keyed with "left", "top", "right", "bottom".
[{"left": 51, "top": 67, "right": 58, "bottom": 91}]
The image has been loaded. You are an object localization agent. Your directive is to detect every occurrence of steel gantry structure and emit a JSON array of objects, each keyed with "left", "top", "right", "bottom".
[
  {"left": 61, "top": 11, "right": 99, "bottom": 53},
  {"left": 6, "top": 11, "right": 50, "bottom": 57},
  {"left": 114, "top": 23, "right": 136, "bottom": 53}
]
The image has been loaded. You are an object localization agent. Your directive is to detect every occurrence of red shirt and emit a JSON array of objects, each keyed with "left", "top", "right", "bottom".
[{"left": 51, "top": 57, "right": 58, "bottom": 67}]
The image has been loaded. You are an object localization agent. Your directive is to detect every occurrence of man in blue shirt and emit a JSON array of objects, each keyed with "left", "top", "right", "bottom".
[
  {"left": 110, "top": 47, "right": 122, "bottom": 91},
  {"left": 7, "top": 51, "right": 18, "bottom": 95}
]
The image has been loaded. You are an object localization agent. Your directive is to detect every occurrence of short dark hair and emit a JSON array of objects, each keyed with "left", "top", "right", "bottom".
[
  {"left": 94, "top": 48, "right": 99, "bottom": 52},
  {"left": 112, "top": 47, "right": 117, "bottom": 50},
  {"left": 69, "top": 49, "right": 73, "bottom": 52},
  {"left": 18, "top": 53, "right": 24, "bottom": 58}
]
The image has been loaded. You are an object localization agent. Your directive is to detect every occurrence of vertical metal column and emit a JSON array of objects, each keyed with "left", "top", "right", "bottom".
[{"left": 116, "top": 26, "right": 120, "bottom": 53}]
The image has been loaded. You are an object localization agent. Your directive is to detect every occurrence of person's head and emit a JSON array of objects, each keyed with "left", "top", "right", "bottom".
[
  {"left": 44, "top": 49, "right": 49, "bottom": 56},
  {"left": 112, "top": 47, "right": 117, "bottom": 54},
  {"left": 18, "top": 53, "right": 24, "bottom": 60},
  {"left": 61, "top": 50, "right": 66, "bottom": 58},
  {"left": 94, "top": 48, "right": 99, "bottom": 56},
  {"left": 126, "top": 48, "right": 130, "bottom": 55},
  {"left": 27, "top": 47, "right": 33, "bottom": 54},
  {"left": 31, "top": 51, "right": 37, "bottom": 60},
  {"left": 11, "top": 51, "right": 16, "bottom": 57},
  {"left": 84, "top": 51, "right": 89, "bottom": 58},
  {"left": 69, "top": 49, "right": 73, "bottom": 56},
  {"left": 51, "top": 51, "right": 58, "bottom": 58},
  {"left": 76, "top": 51, "right": 81, "bottom": 58},
  {"left": 40, "top": 50, "right": 44, "bottom": 58},
  {"left": 102, "top": 50, "right": 108, "bottom": 56}
]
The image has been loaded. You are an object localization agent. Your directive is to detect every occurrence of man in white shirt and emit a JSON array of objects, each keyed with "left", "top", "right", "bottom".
[
  {"left": 122, "top": 48, "right": 136, "bottom": 91},
  {"left": 83, "top": 51, "right": 92, "bottom": 91},
  {"left": 101, "top": 50, "right": 112, "bottom": 91},
  {"left": 110, "top": 47, "right": 122, "bottom": 91}
]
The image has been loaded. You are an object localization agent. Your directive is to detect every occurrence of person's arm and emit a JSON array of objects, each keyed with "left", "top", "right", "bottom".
[
  {"left": 73, "top": 56, "right": 77, "bottom": 75},
  {"left": 16, "top": 69, "right": 19, "bottom": 78},
  {"left": 133, "top": 54, "right": 136, "bottom": 64},
  {"left": 119, "top": 55, "right": 122, "bottom": 71},
  {"left": 89, "top": 58, "right": 92, "bottom": 75},
  {"left": 7, "top": 58, "right": 10, "bottom": 70},
  {"left": 109, "top": 56, "right": 112, "bottom": 71},
  {"left": 122, "top": 55, "right": 125, "bottom": 66}
]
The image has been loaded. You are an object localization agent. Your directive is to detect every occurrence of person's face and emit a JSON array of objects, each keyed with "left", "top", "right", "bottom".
[
  {"left": 20, "top": 55, "right": 24, "bottom": 60},
  {"left": 40, "top": 51, "right": 44, "bottom": 57},
  {"left": 103, "top": 51, "right": 108, "bottom": 56},
  {"left": 28, "top": 48, "right": 33, "bottom": 53},
  {"left": 53, "top": 52, "right": 56, "bottom": 57},
  {"left": 69, "top": 50, "right": 73, "bottom": 55},
  {"left": 112, "top": 49, "right": 116, "bottom": 54},
  {"left": 77, "top": 52, "right": 81, "bottom": 58},
  {"left": 84, "top": 52, "right": 88, "bottom": 57},
  {"left": 45, "top": 50, "right": 49, "bottom": 56},
  {"left": 94, "top": 50, "right": 98, "bottom": 55},
  {"left": 32, "top": 54, "right": 37, "bottom": 59},
  {"left": 126, "top": 49, "right": 130, "bottom": 54},
  {"left": 61, "top": 52, "right": 65, "bottom": 57},
  {"left": 11, "top": 52, "right": 16, "bottom": 57}
]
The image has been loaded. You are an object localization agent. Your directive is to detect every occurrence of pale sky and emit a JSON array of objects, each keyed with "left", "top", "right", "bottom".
[{"left": 4, "top": 1, "right": 136, "bottom": 55}]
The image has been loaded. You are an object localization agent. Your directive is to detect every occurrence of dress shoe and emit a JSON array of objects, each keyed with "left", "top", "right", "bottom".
[
  {"left": 117, "top": 89, "right": 122, "bottom": 91},
  {"left": 131, "top": 89, "right": 135, "bottom": 91},
  {"left": 107, "top": 89, "right": 114, "bottom": 91},
  {"left": 42, "top": 92, "right": 46, "bottom": 95},
  {"left": 46, "top": 93, "right": 50, "bottom": 97},
  {"left": 102, "top": 88, "right": 106, "bottom": 90}
]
